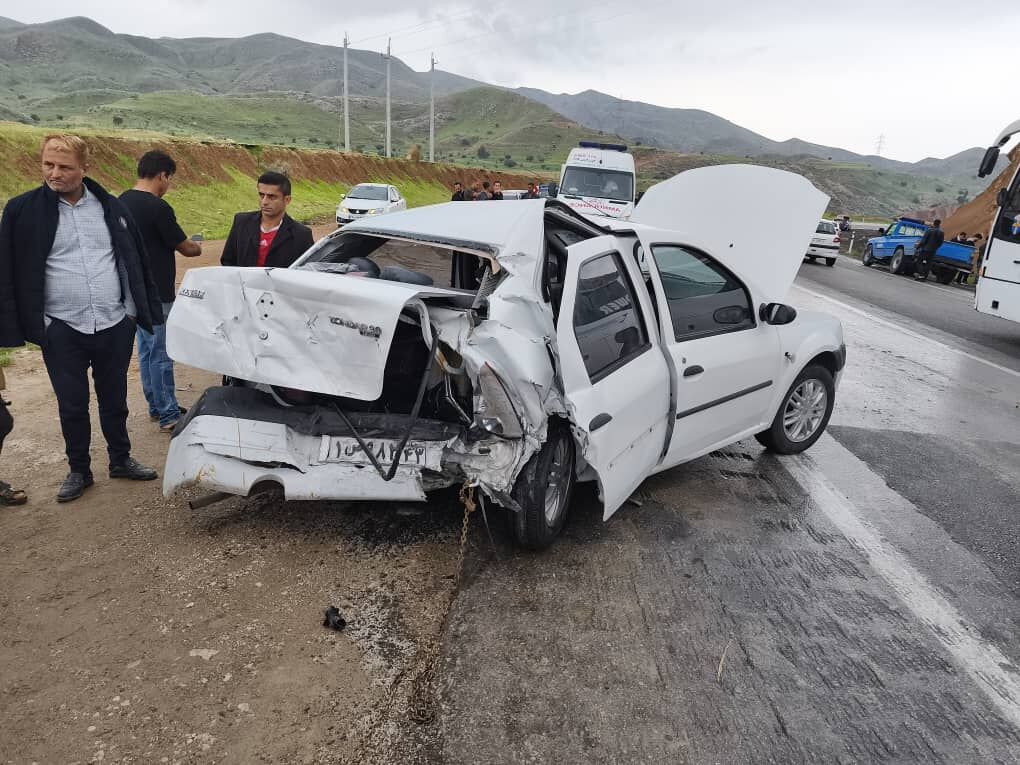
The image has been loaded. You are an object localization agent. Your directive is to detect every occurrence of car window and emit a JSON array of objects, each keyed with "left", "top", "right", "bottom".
[
  {"left": 886, "top": 225, "right": 899, "bottom": 236},
  {"left": 572, "top": 252, "right": 650, "bottom": 382},
  {"left": 816, "top": 221, "right": 836, "bottom": 235},
  {"left": 347, "top": 185, "right": 388, "bottom": 201},
  {"left": 651, "top": 245, "right": 755, "bottom": 342}
]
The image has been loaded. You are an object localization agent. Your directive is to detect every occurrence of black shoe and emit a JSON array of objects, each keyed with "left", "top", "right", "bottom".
[
  {"left": 57, "top": 472, "right": 94, "bottom": 503},
  {"left": 109, "top": 458, "right": 158, "bottom": 481}
]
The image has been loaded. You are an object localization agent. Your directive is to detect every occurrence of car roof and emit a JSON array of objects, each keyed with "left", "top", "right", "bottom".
[
  {"left": 342, "top": 199, "right": 551, "bottom": 256},
  {"left": 351, "top": 182, "right": 391, "bottom": 188}
]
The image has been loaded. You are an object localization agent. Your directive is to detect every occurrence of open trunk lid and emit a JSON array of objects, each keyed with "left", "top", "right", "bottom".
[{"left": 167, "top": 267, "right": 466, "bottom": 400}]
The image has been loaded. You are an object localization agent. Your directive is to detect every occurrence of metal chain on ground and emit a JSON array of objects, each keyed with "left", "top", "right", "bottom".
[{"left": 406, "top": 482, "right": 476, "bottom": 724}]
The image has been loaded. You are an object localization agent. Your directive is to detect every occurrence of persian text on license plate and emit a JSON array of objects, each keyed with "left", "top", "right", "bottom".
[{"left": 318, "top": 436, "right": 443, "bottom": 469}]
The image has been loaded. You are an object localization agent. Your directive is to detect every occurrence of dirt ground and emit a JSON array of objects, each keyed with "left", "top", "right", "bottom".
[{"left": 0, "top": 225, "right": 466, "bottom": 764}]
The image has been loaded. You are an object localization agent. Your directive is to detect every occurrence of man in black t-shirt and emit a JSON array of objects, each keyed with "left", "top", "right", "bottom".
[{"left": 120, "top": 151, "right": 202, "bottom": 432}]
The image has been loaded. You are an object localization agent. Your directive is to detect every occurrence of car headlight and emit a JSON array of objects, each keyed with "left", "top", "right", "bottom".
[
  {"left": 368, "top": 208, "right": 381, "bottom": 215},
  {"left": 339, "top": 207, "right": 349, "bottom": 215}
]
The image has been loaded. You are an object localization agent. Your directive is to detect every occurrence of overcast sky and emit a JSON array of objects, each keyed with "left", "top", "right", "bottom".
[{"left": 9, "top": 1, "right": 1019, "bottom": 162}]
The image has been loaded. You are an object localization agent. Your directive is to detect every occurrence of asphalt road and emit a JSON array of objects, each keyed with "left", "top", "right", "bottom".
[
  {"left": 426, "top": 254, "right": 1020, "bottom": 764},
  {"left": 796, "top": 254, "right": 1020, "bottom": 371}
]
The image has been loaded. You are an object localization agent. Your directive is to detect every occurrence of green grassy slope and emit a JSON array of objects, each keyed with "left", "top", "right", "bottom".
[{"left": 0, "top": 122, "right": 535, "bottom": 238}]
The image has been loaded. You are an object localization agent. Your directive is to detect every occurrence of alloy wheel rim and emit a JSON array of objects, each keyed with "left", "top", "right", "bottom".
[
  {"left": 544, "top": 439, "right": 571, "bottom": 524},
  {"left": 783, "top": 379, "right": 828, "bottom": 442}
]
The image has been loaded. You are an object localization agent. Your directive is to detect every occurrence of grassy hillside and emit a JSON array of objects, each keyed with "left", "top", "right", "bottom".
[
  {"left": 635, "top": 149, "right": 977, "bottom": 218},
  {"left": 0, "top": 122, "right": 534, "bottom": 238}
]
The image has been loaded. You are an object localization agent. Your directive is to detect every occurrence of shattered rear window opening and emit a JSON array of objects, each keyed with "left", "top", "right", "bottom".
[{"left": 299, "top": 233, "right": 492, "bottom": 292}]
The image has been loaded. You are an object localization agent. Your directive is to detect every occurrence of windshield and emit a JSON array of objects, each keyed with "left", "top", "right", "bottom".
[
  {"left": 560, "top": 167, "right": 634, "bottom": 202},
  {"left": 816, "top": 221, "right": 836, "bottom": 235},
  {"left": 346, "top": 185, "right": 389, "bottom": 201}
]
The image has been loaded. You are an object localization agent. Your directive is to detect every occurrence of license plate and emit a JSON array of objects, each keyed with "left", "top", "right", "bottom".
[{"left": 318, "top": 436, "right": 443, "bottom": 470}]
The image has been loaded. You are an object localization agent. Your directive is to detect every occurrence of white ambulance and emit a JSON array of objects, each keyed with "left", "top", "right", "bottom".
[
  {"left": 976, "top": 119, "right": 1020, "bottom": 325},
  {"left": 556, "top": 141, "right": 637, "bottom": 220}
]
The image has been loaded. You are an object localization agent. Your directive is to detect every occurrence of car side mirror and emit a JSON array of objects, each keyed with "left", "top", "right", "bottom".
[
  {"left": 877, "top": 227, "right": 886, "bottom": 236},
  {"left": 979, "top": 146, "right": 1000, "bottom": 178},
  {"left": 997, "top": 188, "right": 1009, "bottom": 208},
  {"left": 760, "top": 302, "right": 797, "bottom": 325},
  {"left": 713, "top": 305, "right": 749, "bottom": 325}
]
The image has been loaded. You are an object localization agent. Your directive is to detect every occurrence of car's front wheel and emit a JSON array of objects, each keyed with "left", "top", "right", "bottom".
[
  {"left": 862, "top": 245, "right": 875, "bottom": 266},
  {"left": 509, "top": 421, "right": 575, "bottom": 550},
  {"left": 755, "top": 364, "right": 835, "bottom": 454}
]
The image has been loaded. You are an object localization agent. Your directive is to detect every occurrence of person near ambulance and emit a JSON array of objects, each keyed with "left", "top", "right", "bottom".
[{"left": 221, "top": 171, "right": 314, "bottom": 269}]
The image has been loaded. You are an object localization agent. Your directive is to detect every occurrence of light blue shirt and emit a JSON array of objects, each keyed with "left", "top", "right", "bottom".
[{"left": 43, "top": 185, "right": 136, "bottom": 334}]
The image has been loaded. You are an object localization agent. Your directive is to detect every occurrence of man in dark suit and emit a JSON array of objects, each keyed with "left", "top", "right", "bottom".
[
  {"left": 221, "top": 171, "right": 314, "bottom": 269},
  {"left": 0, "top": 134, "right": 163, "bottom": 502}
]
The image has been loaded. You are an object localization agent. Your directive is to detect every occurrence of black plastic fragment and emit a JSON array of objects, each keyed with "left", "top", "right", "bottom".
[{"left": 323, "top": 606, "right": 347, "bottom": 631}]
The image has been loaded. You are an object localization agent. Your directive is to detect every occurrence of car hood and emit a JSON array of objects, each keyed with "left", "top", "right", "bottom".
[
  {"left": 632, "top": 164, "right": 829, "bottom": 302},
  {"left": 166, "top": 266, "right": 470, "bottom": 399}
]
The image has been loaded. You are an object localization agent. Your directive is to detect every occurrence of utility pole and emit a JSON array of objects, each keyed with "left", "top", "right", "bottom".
[
  {"left": 429, "top": 53, "right": 436, "bottom": 163},
  {"left": 342, "top": 33, "right": 350, "bottom": 153},
  {"left": 385, "top": 38, "right": 391, "bottom": 159},
  {"left": 875, "top": 133, "right": 886, "bottom": 157}
]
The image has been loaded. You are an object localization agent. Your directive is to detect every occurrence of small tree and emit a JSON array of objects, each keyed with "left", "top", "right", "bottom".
[
  {"left": 957, "top": 188, "right": 970, "bottom": 204},
  {"left": 503, "top": 158, "right": 517, "bottom": 168},
  {"left": 477, "top": 145, "right": 490, "bottom": 159},
  {"left": 30, "top": 113, "right": 40, "bottom": 122},
  {"left": 112, "top": 115, "right": 123, "bottom": 126},
  {"left": 935, "top": 186, "right": 945, "bottom": 193}
]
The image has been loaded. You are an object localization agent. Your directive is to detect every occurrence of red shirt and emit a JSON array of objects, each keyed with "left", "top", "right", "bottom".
[{"left": 256, "top": 225, "right": 281, "bottom": 267}]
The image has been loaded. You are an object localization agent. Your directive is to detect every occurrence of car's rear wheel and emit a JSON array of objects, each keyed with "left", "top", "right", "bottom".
[
  {"left": 825, "top": 257, "right": 836, "bottom": 267},
  {"left": 862, "top": 245, "right": 875, "bottom": 266},
  {"left": 890, "top": 247, "right": 906, "bottom": 275},
  {"left": 755, "top": 364, "right": 835, "bottom": 454},
  {"left": 509, "top": 421, "right": 575, "bottom": 550},
  {"left": 806, "top": 255, "right": 816, "bottom": 263},
  {"left": 935, "top": 267, "right": 955, "bottom": 285}
]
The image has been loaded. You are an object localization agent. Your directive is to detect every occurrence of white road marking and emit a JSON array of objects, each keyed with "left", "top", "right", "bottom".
[
  {"left": 792, "top": 283, "right": 1020, "bottom": 380},
  {"left": 786, "top": 443, "right": 1020, "bottom": 730}
]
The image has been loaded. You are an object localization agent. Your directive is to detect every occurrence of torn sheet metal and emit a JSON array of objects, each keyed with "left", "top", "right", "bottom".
[{"left": 167, "top": 267, "right": 465, "bottom": 400}]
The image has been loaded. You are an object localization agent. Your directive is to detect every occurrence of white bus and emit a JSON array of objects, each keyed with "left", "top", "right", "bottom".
[
  {"left": 976, "top": 119, "right": 1020, "bottom": 325},
  {"left": 556, "top": 142, "right": 636, "bottom": 220}
]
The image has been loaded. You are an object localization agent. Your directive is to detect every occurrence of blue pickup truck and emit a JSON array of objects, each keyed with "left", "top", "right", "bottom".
[{"left": 862, "top": 218, "right": 974, "bottom": 283}]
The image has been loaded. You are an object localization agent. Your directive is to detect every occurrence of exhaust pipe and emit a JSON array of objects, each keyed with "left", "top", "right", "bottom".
[{"left": 188, "top": 491, "right": 233, "bottom": 510}]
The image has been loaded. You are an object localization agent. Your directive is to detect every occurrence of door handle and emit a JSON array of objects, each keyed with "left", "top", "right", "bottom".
[
  {"left": 683, "top": 365, "right": 704, "bottom": 377},
  {"left": 589, "top": 413, "right": 613, "bottom": 431}
]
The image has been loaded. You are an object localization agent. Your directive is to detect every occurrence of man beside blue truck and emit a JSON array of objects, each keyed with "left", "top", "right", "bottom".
[{"left": 912, "top": 219, "right": 945, "bottom": 281}]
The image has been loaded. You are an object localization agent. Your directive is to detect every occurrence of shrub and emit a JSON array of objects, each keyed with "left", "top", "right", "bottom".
[
  {"left": 503, "top": 158, "right": 517, "bottom": 168},
  {"left": 477, "top": 145, "right": 490, "bottom": 159},
  {"left": 112, "top": 115, "right": 123, "bottom": 125}
]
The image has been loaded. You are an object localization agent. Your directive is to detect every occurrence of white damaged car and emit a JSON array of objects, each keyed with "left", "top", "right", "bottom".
[{"left": 165, "top": 165, "right": 846, "bottom": 549}]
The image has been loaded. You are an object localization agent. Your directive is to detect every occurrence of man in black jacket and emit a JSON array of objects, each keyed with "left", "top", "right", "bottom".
[
  {"left": 221, "top": 171, "right": 314, "bottom": 269},
  {"left": 0, "top": 134, "right": 163, "bottom": 502},
  {"left": 913, "top": 219, "right": 945, "bottom": 281}
]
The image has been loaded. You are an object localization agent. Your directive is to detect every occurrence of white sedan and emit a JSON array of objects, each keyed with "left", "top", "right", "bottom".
[
  {"left": 336, "top": 183, "right": 407, "bottom": 225},
  {"left": 166, "top": 165, "right": 845, "bottom": 549}
]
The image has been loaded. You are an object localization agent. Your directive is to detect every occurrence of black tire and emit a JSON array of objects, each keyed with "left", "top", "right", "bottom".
[
  {"left": 862, "top": 245, "right": 874, "bottom": 266},
  {"left": 755, "top": 364, "right": 835, "bottom": 455},
  {"left": 890, "top": 247, "right": 906, "bottom": 275},
  {"left": 825, "top": 257, "right": 836, "bottom": 267},
  {"left": 935, "top": 267, "right": 954, "bottom": 285},
  {"left": 509, "top": 421, "right": 575, "bottom": 550},
  {"left": 806, "top": 255, "right": 817, "bottom": 263}
]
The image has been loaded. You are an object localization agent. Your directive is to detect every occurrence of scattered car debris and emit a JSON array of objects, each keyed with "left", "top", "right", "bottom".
[{"left": 323, "top": 606, "right": 347, "bottom": 631}]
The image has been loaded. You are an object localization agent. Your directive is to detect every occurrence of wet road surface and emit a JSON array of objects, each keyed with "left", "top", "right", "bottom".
[{"left": 429, "top": 258, "right": 1020, "bottom": 764}]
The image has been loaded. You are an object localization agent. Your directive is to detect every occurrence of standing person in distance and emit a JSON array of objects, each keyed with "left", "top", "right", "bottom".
[
  {"left": 119, "top": 150, "right": 202, "bottom": 433},
  {"left": 221, "top": 171, "right": 314, "bottom": 269},
  {"left": 913, "top": 218, "right": 944, "bottom": 282},
  {"left": 491, "top": 181, "right": 504, "bottom": 200},
  {"left": 451, "top": 181, "right": 468, "bottom": 201}
]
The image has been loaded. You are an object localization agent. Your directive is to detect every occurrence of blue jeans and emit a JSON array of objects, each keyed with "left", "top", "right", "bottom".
[{"left": 137, "top": 302, "right": 181, "bottom": 427}]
